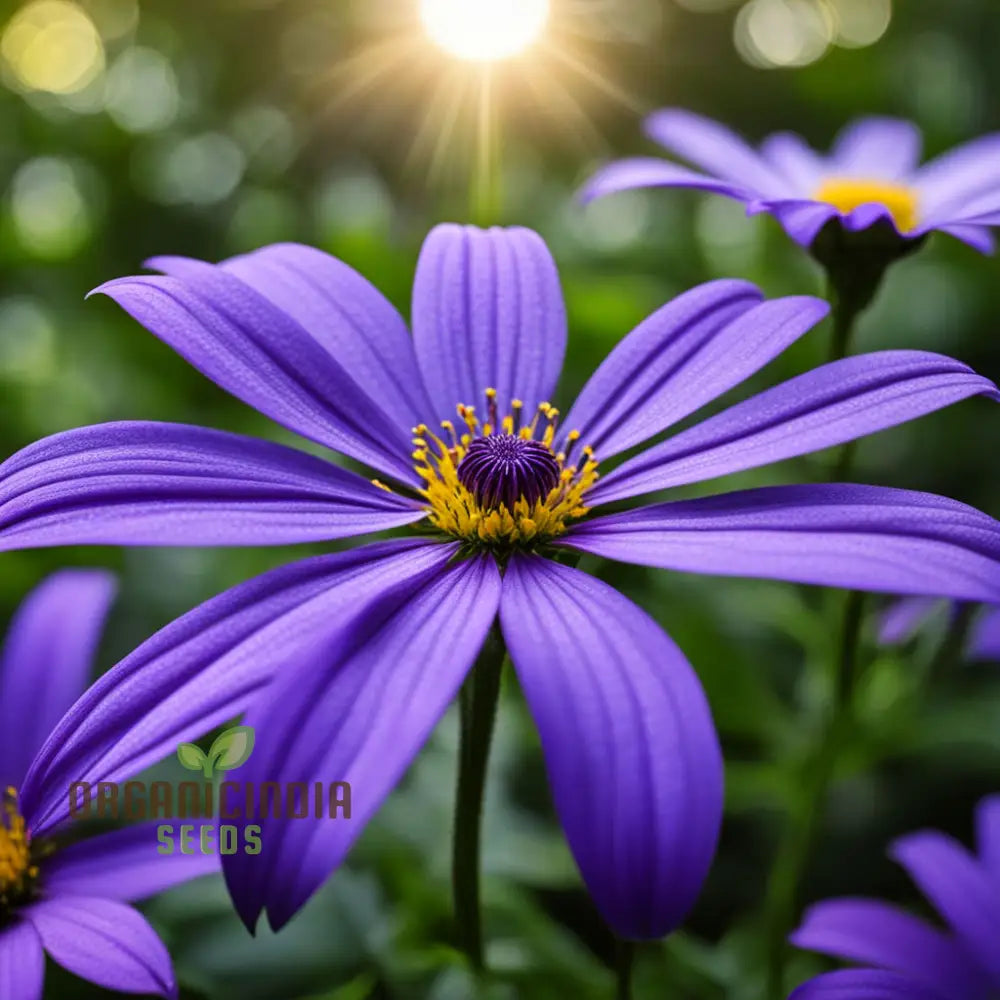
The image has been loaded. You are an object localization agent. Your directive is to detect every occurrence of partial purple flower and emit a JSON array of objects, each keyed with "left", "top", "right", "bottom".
[
  {"left": 790, "top": 794, "right": 1000, "bottom": 1000},
  {"left": 582, "top": 110, "right": 1000, "bottom": 253},
  {"left": 2, "top": 227, "right": 1000, "bottom": 942},
  {"left": 0, "top": 571, "right": 218, "bottom": 1000},
  {"left": 879, "top": 597, "right": 1000, "bottom": 662}
]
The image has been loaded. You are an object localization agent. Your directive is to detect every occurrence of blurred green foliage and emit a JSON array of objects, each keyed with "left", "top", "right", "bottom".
[{"left": 1, "top": 0, "right": 999, "bottom": 997}]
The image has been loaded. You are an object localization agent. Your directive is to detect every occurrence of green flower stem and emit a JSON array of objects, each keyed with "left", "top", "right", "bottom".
[
  {"left": 764, "top": 590, "right": 866, "bottom": 999},
  {"left": 928, "top": 601, "right": 977, "bottom": 681},
  {"left": 452, "top": 623, "right": 506, "bottom": 971},
  {"left": 615, "top": 939, "right": 635, "bottom": 1000},
  {"left": 826, "top": 286, "right": 864, "bottom": 480},
  {"left": 828, "top": 287, "right": 862, "bottom": 364},
  {"left": 762, "top": 228, "right": 915, "bottom": 995},
  {"left": 813, "top": 218, "right": 926, "bottom": 368}
]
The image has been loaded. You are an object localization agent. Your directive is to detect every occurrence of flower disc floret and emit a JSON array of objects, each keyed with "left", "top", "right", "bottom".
[
  {"left": 814, "top": 178, "right": 919, "bottom": 234},
  {"left": 408, "top": 389, "right": 599, "bottom": 548},
  {"left": 0, "top": 787, "right": 37, "bottom": 914}
]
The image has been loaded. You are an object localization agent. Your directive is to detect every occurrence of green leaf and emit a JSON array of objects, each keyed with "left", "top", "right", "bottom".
[
  {"left": 176, "top": 743, "right": 208, "bottom": 772},
  {"left": 208, "top": 725, "right": 256, "bottom": 772}
]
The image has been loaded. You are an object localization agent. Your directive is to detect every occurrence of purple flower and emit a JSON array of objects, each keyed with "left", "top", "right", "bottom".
[
  {"left": 2, "top": 226, "right": 1000, "bottom": 939},
  {"left": 880, "top": 597, "right": 1000, "bottom": 662},
  {"left": 789, "top": 794, "right": 1000, "bottom": 1000},
  {"left": 582, "top": 110, "right": 1000, "bottom": 253},
  {"left": 0, "top": 571, "right": 217, "bottom": 1000}
]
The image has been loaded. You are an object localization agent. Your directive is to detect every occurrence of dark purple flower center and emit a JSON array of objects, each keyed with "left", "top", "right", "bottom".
[{"left": 457, "top": 434, "right": 561, "bottom": 511}]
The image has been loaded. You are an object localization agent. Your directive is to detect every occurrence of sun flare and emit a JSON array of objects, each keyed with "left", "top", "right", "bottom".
[{"left": 419, "top": 0, "right": 551, "bottom": 62}]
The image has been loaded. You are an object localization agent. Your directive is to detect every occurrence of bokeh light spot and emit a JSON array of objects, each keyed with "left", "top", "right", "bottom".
[
  {"left": 144, "top": 133, "right": 246, "bottom": 206},
  {"left": 81, "top": 0, "right": 138, "bottom": 40},
  {"left": 0, "top": 297, "right": 57, "bottom": 381},
  {"left": 419, "top": 0, "right": 550, "bottom": 62},
  {"left": 9, "top": 157, "right": 94, "bottom": 258},
  {"left": 735, "top": 0, "right": 833, "bottom": 69},
  {"left": 1, "top": 0, "right": 104, "bottom": 95},
  {"left": 104, "top": 47, "right": 179, "bottom": 133},
  {"left": 569, "top": 190, "right": 650, "bottom": 252},
  {"left": 833, "top": 0, "right": 891, "bottom": 49}
]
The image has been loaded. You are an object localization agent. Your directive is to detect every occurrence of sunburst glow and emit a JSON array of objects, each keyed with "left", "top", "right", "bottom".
[{"left": 419, "top": 0, "right": 551, "bottom": 62}]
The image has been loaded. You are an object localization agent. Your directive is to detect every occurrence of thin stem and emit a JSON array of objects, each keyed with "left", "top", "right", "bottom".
[
  {"left": 825, "top": 288, "right": 864, "bottom": 482},
  {"left": 615, "top": 939, "right": 634, "bottom": 1000},
  {"left": 452, "top": 624, "right": 506, "bottom": 971},
  {"left": 763, "top": 591, "right": 865, "bottom": 999},
  {"left": 928, "top": 601, "right": 976, "bottom": 681},
  {"left": 828, "top": 296, "right": 858, "bottom": 364}
]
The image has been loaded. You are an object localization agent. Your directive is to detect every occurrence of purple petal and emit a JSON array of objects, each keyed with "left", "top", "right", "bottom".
[
  {"left": 411, "top": 224, "right": 566, "bottom": 423},
  {"left": 590, "top": 351, "right": 999, "bottom": 506},
  {"left": 25, "top": 897, "right": 176, "bottom": 999},
  {"left": 562, "top": 485, "right": 1000, "bottom": 603},
  {"left": 789, "top": 970, "right": 950, "bottom": 1000},
  {"left": 913, "top": 134, "right": 1000, "bottom": 219},
  {"left": 19, "top": 539, "right": 457, "bottom": 836},
  {"left": 953, "top": 211, "right": 1000, "bottom": 227},
  {"left": 969, "top": 607, "right": 1000, "bottom": 661},
  {"left": 579, "top": 158, "right": 751, "bottom": 204},
  {"left": 0, "top": 921, "right": 44, "bottom": 1000},
  {"left": 935, "top": 225, "right": 996, "bottom": 254},
  {"left": 206, "top": 243, "right": 433, "bottom": 429},
  {"left": 975, "top": 795, "right": 1000, "bottom": 878},
  {"left": 44, "top": 823, "right": 218, "bottom": 901},
  {"left": 91, "top": 265, "right": 416, "bottom": 484},
  {"left": 830, "top": 117, "right": 923, "bottom": 179},
  {"left": 499, "top": 555, "right": 723, "bottom": 940},
  {"left": 0, "top": 570, "right": 115, "bottom": 789},
  {"left": 933, "top": 190, "right": 1000, "bottom": 227},
  {"left": 222, "top": 552, "right": 500, "bottom": 931},
  {"left": 563, "top": 284, "right": 829, "bottom": 462},
  {"left": 790, "top": 898, "right": 990, "bottom": 1000},
  {"left": 891, "top": 831, "right": 1000, "bottom": 983},
  {"left": 842, "top": 201, "right": 910, "bottom": 235},
  {"left": 749, "top": 198, "right": 841, "bottom": 247},
  {"left": 878, "top": 597, "right": 941, "bottom": 646},
  {"left": 644, "top": 108, "right": 783, "bottom": 195},
  {"left": 0, "top": 422, "right": 423, "bottom": 552},
  {"left": 759, "top": 132, "right": 823, "bottom": 193}
]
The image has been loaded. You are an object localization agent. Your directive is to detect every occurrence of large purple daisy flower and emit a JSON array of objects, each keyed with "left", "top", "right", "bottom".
[
  {"left": 0, "top": 571, "right": 217, "bottom": 1000},
  {"left": 582, "top": 110, "right": 1000, "bottom": 253},
  {"left": 789, "top": 794, "right": 1000, "bottom": 1000},
  {"left": 3, "top": 225, "right": 1000, "bottom": 939}
]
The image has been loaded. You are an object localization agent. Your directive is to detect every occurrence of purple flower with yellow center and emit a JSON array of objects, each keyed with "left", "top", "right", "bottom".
[
  {"left": 2, "top": 225, "right": 1000, "bottom": 940},
  {"left": 789, "top": 795, "right": 1000, "bottom": 1000},
  {"left": 0, "top": 571, "right": 217, "bottom": 1000},
  {"left": 582, "top": 110, "right": 1000, "bottom": 253}
]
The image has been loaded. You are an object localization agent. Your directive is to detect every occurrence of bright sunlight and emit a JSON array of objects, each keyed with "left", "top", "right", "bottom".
[{"left": 419, "top": 0, "right": 551, "bottom": 62}]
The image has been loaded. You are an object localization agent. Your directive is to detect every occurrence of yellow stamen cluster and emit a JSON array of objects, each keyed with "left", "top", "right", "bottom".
[
  {"left": 814, "top": 177, "right": 920, "bottom": 234},
  {"left": 401, "top": 390, "right": 599, "bottom": 548},
  {"left": 1, "top": 787, "right": 36, "bottom": 908}
]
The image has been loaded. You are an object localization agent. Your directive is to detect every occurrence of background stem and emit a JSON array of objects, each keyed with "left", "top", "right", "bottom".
[
  {"left": 764, "top": 279, "right": 868, "bottom": 996},
  {"left": 763, "top": 592, "right": 865, "bottom": 998},
  {"left": 452, "top": 624, "right": 506, "bottom": 971},
  {"left": 928, "top": 602, "right": 976, "bottom": 680},
  {"left": 615, "top": 939, "right": 634, "bottom": 1000}
]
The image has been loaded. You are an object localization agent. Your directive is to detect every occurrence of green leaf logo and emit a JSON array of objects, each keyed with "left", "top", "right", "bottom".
[
  {"left": 208, "top": 725, "right": 255, "bottom": 772},
  {"left": 176, "top": 725, "right": 255, "bottom": 778},
  {"left": 176, "top": 742, "right": 208, "bottom": 773}
]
